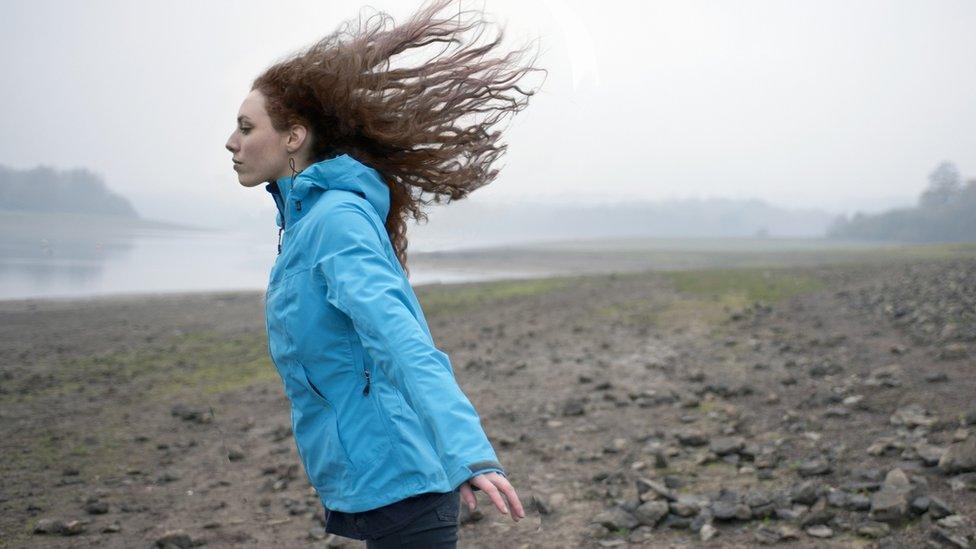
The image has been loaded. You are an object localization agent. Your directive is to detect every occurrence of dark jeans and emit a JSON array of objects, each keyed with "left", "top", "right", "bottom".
[{"left": 364, "top": 488, "right": 460, "bottom": 548}]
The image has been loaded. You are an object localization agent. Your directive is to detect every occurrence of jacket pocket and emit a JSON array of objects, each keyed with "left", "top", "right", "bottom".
[
  {"left": 288, "top": 363, "right": 358, "bottom": 485},
  {"left": 346, "top": 339, "right": 394, "bottom": 469}
]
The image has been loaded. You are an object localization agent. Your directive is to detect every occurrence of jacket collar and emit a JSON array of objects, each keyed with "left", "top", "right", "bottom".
[{"left": 264, "top": 153, "right": 390, "bottom": 230}]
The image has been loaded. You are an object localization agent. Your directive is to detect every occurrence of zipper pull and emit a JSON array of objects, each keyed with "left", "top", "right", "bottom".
[
  {"left": 277, "top": 226, "right": 283, "bottom": 255},
  {"left": 363, "top": 369, "right": 371, "bottom": 396}
]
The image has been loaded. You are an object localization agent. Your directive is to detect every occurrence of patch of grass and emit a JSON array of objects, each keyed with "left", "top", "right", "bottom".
[
  {"left": 593, "top": 298, "right": 661, "bottom": 327},
  {"left": 416, "top": 276, "right": 576, "bottom": 314},
  {"left": 2, "top": 329, "right": 276, "bottom": 407},
  {"left": 697, "top": 400, "right": 717, "bottom": 413},
  {"left": 152, "top": 329, "right": 278, "bottom": 398},
  {"left": 663, "top": 267, "right": 826, "bottom": 308}
]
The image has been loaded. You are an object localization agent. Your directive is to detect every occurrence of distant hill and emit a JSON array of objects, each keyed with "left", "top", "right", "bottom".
[
  {"left": 0, "top": 164, "right": 204, "bottom": 233},
  {"left": 0, "top": 164, "right": 140, "bottom": 217},
  {"left": 407, "top": 195, "right": 836, "bottom": 250},
  {"left": 827, "top": 161, "right": 976, "bottom": 243}
]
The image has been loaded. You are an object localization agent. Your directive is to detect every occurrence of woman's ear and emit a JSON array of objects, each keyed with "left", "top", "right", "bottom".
[{"left": 286, "top": 124, "right": 309, "bottom": 154}]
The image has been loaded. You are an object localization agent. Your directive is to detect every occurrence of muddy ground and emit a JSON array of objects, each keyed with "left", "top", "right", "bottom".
[{"left": 2, "top": 247, "right": 975, "bottom": 548}]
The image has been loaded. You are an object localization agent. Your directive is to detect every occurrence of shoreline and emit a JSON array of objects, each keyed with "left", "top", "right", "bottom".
[{"left": 2, "top": 251, "right": 974, "bottom": 547}]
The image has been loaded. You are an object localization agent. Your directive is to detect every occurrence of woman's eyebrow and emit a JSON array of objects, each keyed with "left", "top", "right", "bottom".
[{"left": 237, "top": 115, "right": 251, "bottom": 123}]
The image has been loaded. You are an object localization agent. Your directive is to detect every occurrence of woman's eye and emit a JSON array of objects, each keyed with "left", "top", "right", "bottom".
[{"left": 240, "top": 127, "right": 251, "bottom": 134}]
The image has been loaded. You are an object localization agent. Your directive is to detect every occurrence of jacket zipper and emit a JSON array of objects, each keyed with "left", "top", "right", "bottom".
[{"left": 362, "top": 368, "right": 371, "bottom": 396}]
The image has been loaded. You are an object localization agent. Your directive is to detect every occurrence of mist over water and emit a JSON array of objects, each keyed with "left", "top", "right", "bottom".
[{"left": 0, "top": 228, "right": 557, "bottom": 301}]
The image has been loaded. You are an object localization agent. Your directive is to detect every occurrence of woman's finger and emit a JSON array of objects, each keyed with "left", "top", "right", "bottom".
[
  {"left": 493, "top": 475, "right": 526, "bottom": 519},
  {"left": 479, "top": 479, "right": 510, "bottom": 517},
  {"left": 470, "top": 473, "right": 526, "bottom": 522},
  {"left": 459, "top": 481, "right": 477, "bottom": 511}
]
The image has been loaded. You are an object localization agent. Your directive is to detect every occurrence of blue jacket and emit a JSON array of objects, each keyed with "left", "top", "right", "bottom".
[{"left": 263, "top": 153, "right": 505, "bottom": 513}]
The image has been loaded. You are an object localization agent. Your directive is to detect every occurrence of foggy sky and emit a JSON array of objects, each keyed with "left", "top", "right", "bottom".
[{"left": 2, "top": 0, "right": 974, "bottom": 229}]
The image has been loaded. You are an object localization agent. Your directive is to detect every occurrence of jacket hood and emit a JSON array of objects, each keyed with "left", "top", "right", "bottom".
[{"left": 265, "top": 153, "right": 390, "bottom": 229}]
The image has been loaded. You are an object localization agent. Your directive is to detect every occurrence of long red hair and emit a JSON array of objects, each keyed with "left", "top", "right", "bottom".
[{"left": 252, "top": 0, "right": 544, "bottom": 276}]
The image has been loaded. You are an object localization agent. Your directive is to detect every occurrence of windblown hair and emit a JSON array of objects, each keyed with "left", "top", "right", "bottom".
[{"left": 252, "top": 0, "right": 544, "bottom": 275}]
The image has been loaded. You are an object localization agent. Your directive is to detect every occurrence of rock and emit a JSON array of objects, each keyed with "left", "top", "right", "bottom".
[
  {"left": 965, "top": 410, "right": 976, "bottom": 426},
  {"left": 865, "top": 365, "right": 903, "bottom": 388},
  {"left": 799, "top": 498, "right": 834, "bottom": 529},
  {"left": 939, "top": 342, "right": 969, "bottom": 360},
  {"left": 669, "top": 495, "right": 703, "bottom": 517},
  {"left": 928, "top": 496, "right": 954, "bottom": 519},
  {"left": 778, "top": 525, "right": 801, "bottom": 541},
  {"left": 709, "top": 436, "right": 746, "bottom": 456},
  {"left": 808, "top": 359, "right": 843, "bottom": 377},
  {"left": 675, "top": 429, "right": 709, "bottom": 447},
  {"left": 562, "top": 398, "right": 587, "bottom": 416},
  {"left": 170, "top": 404, "right": 211, "bottom": 424},
  {"left": 805, "top": 525, "right": 833, "bottom": 538},
  {"left": 937, "top": 515, "right": 968, "bottom": 529},
  {"left": 798, "top": 458, "right": 832, "bottom": 477},
  {"left": 826, "top": 490, "right": 848, "bottom": 508},
  {"left": 530, "top": 494, "right": 552, "bottom": 515},
  {"left": 155, "top": 530, "right": 194, "bottom": 548},
  {"left": 915, "top": 442, "right": 948, "bottom": 466},
  {"left": 593, "top": 507, "right": 640, "bottom": 531},
  {"left": 930, "top": 526, "right": 971, "bottom": 548},
  {"left": 661, "top": 514, "right": 692, "bottom": 529},
  {"left": 939, "top": 439, "right": 976, "bottom": 474},
  {"left": 857, "top": 521, "right": 891, "bottom": 539},
  {"left": 157, "top": 471, "right": 180, "bottom": 484},
  {"left": 33, "top": 518, "right": 86, "bottom": 536},
  {"left": 847, "top": 493, "right": 872, "bottom": 511},
  {"left": 685, "top": 513, "right": 709, "bottom": 536},
  {"left": 949, "top": 473, "right": 976, "bottom": 491},
  {"left": 754, "top": 526, "right": 782, "bottom": 545},
  {"left": 911, "top": 496, "right": 931, "bottom": 514},
  {"left": 635, "top": 477, "right": 676, "bottom": 502},
  {"left": 699, "top": 523, "right": 717, "bottom": 541},
  {"left": 582, "top": 522, "right": 610, "bottom": 539},
  {"left": 869, "top": 468, "right": 917, "bottom": 523},
  {"left": 711, "top": 501, "right": 751, "bottom": 521},
  {"left": 925, "top": 372, "right": 949, "bottom": 383},
  {"left": 633, "top": 501, "right": 669, "bottom": 527},
  {"left": 307, "top": 526, "right": 326, "bottom": 540},
  {"left": 790, "top": 480, "right": 821, "bottom": 505},
  {"left": 868, "top": 437, "right": 904, "bottom": 457},
  {"left": 84, "top": 501, "right": 109, "bottom": 515},
  {"left": 890, "top": 404, "right": 936, "bottom": 428}
]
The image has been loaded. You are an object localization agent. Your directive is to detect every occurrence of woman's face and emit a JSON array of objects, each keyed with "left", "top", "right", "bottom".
[{"left": 225, "top": 89, "right": 291, "bottom": 188}]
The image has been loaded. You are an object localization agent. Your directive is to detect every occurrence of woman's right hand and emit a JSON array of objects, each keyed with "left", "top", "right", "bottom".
[{"left": 460, "top": 472, "right": 526, "bottom": 522}]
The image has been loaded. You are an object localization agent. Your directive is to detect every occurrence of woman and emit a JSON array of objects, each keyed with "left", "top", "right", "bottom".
[{"left": 224, "top": 0, "right": 542, "bottom": 546}]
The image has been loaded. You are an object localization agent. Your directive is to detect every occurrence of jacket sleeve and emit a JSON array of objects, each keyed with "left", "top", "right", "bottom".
[{"left": 312, "top": 199, "right": 505, "bottom": 491}]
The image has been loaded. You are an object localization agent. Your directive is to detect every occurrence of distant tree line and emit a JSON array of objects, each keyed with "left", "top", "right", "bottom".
[
  {"left": 826, "top": 161, "right": 976, "bottom": 242},
  {"left": 0, "top": 164, "right": 139, "bottom": 218}
]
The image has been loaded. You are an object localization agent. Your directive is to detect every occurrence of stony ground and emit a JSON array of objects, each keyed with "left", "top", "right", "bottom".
[{"left": 1, "top": 252, "right": 975, "bottom": 548}]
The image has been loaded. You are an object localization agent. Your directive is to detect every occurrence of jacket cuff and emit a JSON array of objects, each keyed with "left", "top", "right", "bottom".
[{"left": 455, "top": 460, "right": 506, "bottom": 492}]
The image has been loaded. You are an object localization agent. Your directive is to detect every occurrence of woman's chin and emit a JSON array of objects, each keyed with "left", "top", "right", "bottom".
[{"left": 236, "top": 172, "right": 260, "bottom": 188}]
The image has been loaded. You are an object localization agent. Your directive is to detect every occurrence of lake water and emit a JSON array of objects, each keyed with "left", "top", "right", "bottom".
[
  {"left": 1, "top": 222, "right": 932, "bottom": 302},
  {"left": 0, "top": 228, "right": 552, "bottom": 301}
]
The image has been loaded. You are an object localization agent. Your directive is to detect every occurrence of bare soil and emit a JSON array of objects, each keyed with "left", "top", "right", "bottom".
[{"left": 1, "top": 254, "right": 974, "bottom": 548}]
